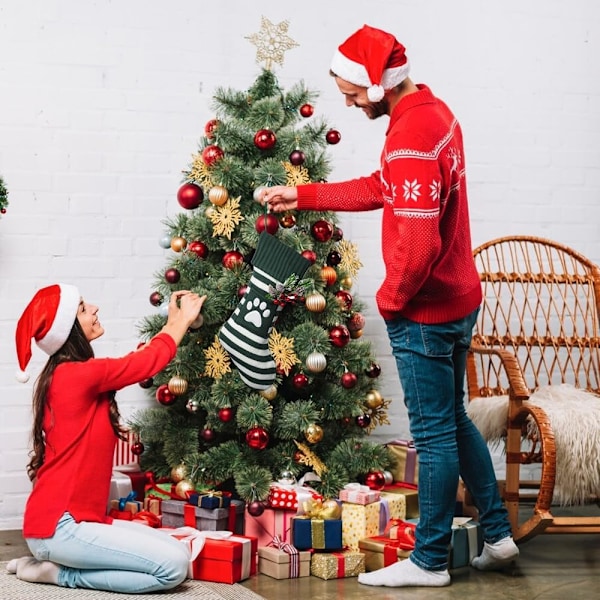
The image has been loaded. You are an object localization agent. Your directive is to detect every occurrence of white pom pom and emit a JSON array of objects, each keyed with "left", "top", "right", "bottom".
[
  {"left": 367, "top": 84, "right": 385, "bottom": 102},
  {"left": 16, "top": 369, "right": 30, "bottom": 383}
]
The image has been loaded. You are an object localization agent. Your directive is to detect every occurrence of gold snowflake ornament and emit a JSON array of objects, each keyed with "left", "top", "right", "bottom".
[
  {"left": 203, "top": 336, "right": 232, "bottom": 379},
  {"left": 246, "top": 16, "right": 299, "bottom": 70},
  {"left": 294, "top": 441, "right": 328, "bottom": 477},
  {"left": 268, "top": 329, "right": 299, "bottom": 375},
  {"left": 283, "top": 161, "right": 311, "bottom": 186},
  {"left": 338, "top": 239, "right": 363, "bottom": 278},
  {"left": 185, "top": 152, "right": 214, "bottom": 188},
  {"left": 209, "top": 196, "right": 244, "bottom": 239}
]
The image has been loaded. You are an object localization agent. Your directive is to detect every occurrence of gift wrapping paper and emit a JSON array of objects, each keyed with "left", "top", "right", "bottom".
[
  {"left": 386, "top": 439, "right": 419, "bottom": 485},
  {"left": 310, "top": 551, "right": 366, "bottom": 580},
  {"left": 381, "top": 484, "right": 419, "bottom": 518},
  {"left": 267, "top": 483, "right": 322, "bottom": 512},
  {"left": 245, "top": 507, "right": 296, "bottom": 547},
  {"left": 341, "top": 501, "right": 380, "bottom": 551},
  {"left": 258, "top": 546, "right": 311, "bottom": 579},
  {"left": 161, "top": 499, "right": 245, "bottom": 534},
  {"left": 291, "top": 517, "right": 343, "bottom": 551}
]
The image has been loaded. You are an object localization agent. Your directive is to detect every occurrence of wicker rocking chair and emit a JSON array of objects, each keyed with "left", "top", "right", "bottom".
[{"left": 466, "top": 236, "right": 600, "bottom": 543}]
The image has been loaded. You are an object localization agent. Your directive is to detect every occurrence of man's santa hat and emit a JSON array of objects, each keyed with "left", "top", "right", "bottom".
[
  {"left": 15, "top": 283, "right": 80, "bottom": 382},
  {"left": 330, "top": 25, "right": 410, "bottom": 102}
]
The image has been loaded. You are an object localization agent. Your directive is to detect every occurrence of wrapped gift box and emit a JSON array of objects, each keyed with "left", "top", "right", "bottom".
[
  {"left": 449, "top": 518, "right": 483, "bottom": 569},
  {"left": 193, "top": 534, "right": 258, "bottom": 583},
  {"left": 114, "top": 463, "right": 148, "bottom": 501},
  {"left": 245, "top": 507, "right": 295, "bottom": 547},
  {"left": 385, "top": 439, "right": 419, "bottom": 485},
  {"left": 107, "top": 471, "right": 132, "bottom": 513},
  {"left": 143, "top": 497, "right": 162, "bottom": 516},
  {"left": 258, "top": 546, "right": 311, "bottom": 579},
  {"left": 267, "top": 484, "right": 322, "bottom": 511},
  {"left": 379, "top": 492, "right": 407, "bottom": 528},
  {"left": 161, "top": 499, "right": 245, "bottom": 534},
  {"left": 381, "top": 484, "right": 419, "bottom": 518},
  {"left": 188, "top": 491, "right": 231, "bottom": 510},
  {"left": 291, "top": 517, "right": 343, "bottom": 551},
  {"left": 310, "top": 551, "right": 366, "bottom": 580},
  {"left": 339, "top": 483, "right": 380, "bottom": 505},
  {"left": 358, "top": 535, "right": 413, "bottom": 571}
]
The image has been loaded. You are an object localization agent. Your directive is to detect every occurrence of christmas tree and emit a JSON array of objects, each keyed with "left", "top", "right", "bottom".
[
  {"left": 130, "top": 18, "right": 391, "bottom": 508},
  {"left": 0, "top": 175, "right": 8, "bottom": 217}
]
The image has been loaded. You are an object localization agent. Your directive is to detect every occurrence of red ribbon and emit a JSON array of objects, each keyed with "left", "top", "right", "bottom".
[
  {"left": 132, "top": 510, "right": 161, "bottom": 528},
  {"left": 334, "top": 552, "right": 345, "bottom": 578}
]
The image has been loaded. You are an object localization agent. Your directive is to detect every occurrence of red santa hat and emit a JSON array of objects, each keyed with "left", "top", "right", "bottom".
[
  {"left": 330, "top": 25, "right": 410, "bottom": 102},
  {"left": 15, "top": 283, "right": 80, "bottom": 383}
]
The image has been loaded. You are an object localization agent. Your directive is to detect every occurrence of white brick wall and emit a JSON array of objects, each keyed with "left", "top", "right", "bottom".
[{"left": 0, "top": 1, "right": 598, "bottom": 530}]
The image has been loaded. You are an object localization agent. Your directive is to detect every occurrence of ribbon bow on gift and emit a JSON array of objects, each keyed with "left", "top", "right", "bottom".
[
  {"left": 301, "top": 498, "right": 341, "bottom": 520},
  {"left": 384, "top": 519, "right": 417, "bottom": 550},
  {"left": 269, "top": 535, "right": 301, "bottom": 578},
  {"left": 118, "top": 491, "right": 137, "bottom": 511},
  {"left": 343, "top": 482, "right": 372, "bottom": 494}
]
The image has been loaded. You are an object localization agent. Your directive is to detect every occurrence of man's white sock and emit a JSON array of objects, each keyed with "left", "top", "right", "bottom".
[{"left": 358, "top": 558, "right": 450, "bottom": 587}]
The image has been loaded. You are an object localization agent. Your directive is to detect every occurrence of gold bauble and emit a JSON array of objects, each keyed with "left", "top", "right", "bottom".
[
  {"left": 208, "top": 185, "right": 229, "bottom": 206},
  {"left": 320, "top": 265, "right": 337, "bottom": 286},
  {"left": 170, "top": 236, "right": 187, "bottom": 252},
  {"left": 205, "top": 206, "right": 216, "bottom": 219},
  {"left": 365, "top": 389, "right": 383, "bottom": 409},
  {"left": 259, "top": 384, "right": 278, "bottom": 401},
  {"left": 305, "top": 292, "right": 326, "bottom": 313},
  {"left": 175, "top": 479, "right": 195, "bottom": 499},
  {"left": 320, "top": 498, "right": 342, "bottom": 520},
  {"left": 306, "top": 351, "right": 327, "bottom": 373},
  {"left": 305, "top": 423, "right": 324, "bottom": 444},
  {"left": 340, "top": 276, "right": 353, "bottom": 290},
  {"left": 350, "top": 328, "right": 363, "bottom": 339},
  {"left": 170, "top": 464, "right": 188, "bottom": 483},
  {"left": 168, "top": 375, "right": 189, "bottom": 396}
]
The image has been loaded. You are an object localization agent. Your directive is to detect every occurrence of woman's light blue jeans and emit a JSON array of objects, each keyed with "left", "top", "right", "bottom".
[
  {"left": 385, "top": 309, "right": 512, "bottom": 571},
  {"left": 26, "top": 512, "right": 189, "bottom": 593}
]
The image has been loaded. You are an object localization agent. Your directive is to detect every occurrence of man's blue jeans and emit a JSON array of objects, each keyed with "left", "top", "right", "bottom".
[
  {"left": 385, "top": 309, "right": 512, "bottom": 571},
  {"left": 26, "top": 512, "right": 189, "bottom": 593}
]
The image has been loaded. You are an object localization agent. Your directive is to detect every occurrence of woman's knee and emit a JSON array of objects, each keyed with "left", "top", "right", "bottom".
[{"left": 159, "top": 550, "right": 188, "bottom": 589}]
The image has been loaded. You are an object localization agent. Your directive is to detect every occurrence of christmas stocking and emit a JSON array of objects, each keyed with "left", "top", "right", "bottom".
[{"left": 219, "top": 232, "right": 311, "bottom": 390}]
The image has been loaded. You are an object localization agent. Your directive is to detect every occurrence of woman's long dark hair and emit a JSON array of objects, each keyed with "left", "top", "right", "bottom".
[{"left": 27, "top": 319, "right": 128, "bottom": 481}]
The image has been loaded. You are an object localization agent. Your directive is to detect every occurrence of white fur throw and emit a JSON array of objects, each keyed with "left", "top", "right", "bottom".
[{"left": 467, "top": 384, "right": 600, "bottom": 505}]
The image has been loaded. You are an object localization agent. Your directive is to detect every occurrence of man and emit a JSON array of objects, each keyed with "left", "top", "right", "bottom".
[{"left": 263, "top": 24, "right": 519, "bottom": 588}]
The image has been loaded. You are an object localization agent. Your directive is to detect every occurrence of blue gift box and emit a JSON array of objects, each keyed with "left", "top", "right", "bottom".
[
  {"left": 188, "top": 492, "right": 231, "bottom": 510},
  {"left": 291, "top": 517, "right": 343, "bottom": 551}
]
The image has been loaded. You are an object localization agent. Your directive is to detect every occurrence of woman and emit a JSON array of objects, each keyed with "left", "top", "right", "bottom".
[{"left": 8, "top": 283, "right": 206, "bottom": 593}]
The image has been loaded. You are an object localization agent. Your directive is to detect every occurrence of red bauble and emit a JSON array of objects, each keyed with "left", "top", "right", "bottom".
[
  {"left": 340, "top": 371, "right": 358, "bottom": 389},
  {"left": 139, "top": 377, "right": 153, "bottom": 389},
  {"left": 365, "top": 362, "right": 382, "bottom": 378},
  {"left": 332, "top": 227, "right": 344, "bottom": 241},
  {"left": 326, "top": 129, "right": 341, "bottom": 144},
  {"left": 329, "top": 325, "right": 351, "bottom": 348},
  {"left": 165, "top": 268, "right": 180, "bottom": 284},
  {"left": 289, "top": 150, "right": 305, "bottom": 166},
  {"left": 218, "top": 407, "right": 234, "bottom": 422},
  {"left": 130, "top": 441, "right": 145, "bottom": 456},
  {"left": 156, "top": 384, "right": 176, "bottom": 406},
  {"left": 292, "top": 372, "right": 309, "bottom": 390},
  {"left": 311, "top": 219, "right": 334, "bottom": 243},
  {"left": 247, "top": 501, "right": 265, "bottom": 517},
  {"left": 255, "top": 213, "right": 280, "bottom": 235},
  {"left": 149, "top": 291, "right": 162, "bottom": 306},
  {"left": 204, "top": 118, "right": 220, "bottom": 140},
  {"left": 177, "top": 183, "right": 203, "bottom": 210},
  {"left": 222, "top": 251, "right": 244, "bottom": 270},
  {"left": 335, "top": 290, "right": 353, "bottom": 311},
  {"left": 188, "top": 240, "right": 208, "bottom": 259},
  {"left": 355, "top": 413, "right": 371, "bottom": 428},
  {"left": 365, "top": 470, "right": 386, "bottom": 491},
  {"left": 246, "top": 427, "right": 269, "bottom": 450},
  {"left": 301, "top": 249, "right": 317, "bottom": 264},
  {"left": 326, "top": 250, "right": 342, "bottom": 266},
  {"left": 202, "top": 144, "right": 224, "bottom": 166},
  {"left": 200, "top": 428, "right": 216, "bottom": 442},
  {"left": 279, "top": 213, "right": 297, "bottom": 228},
  {"left": 347, "top": 312, "right": 365, "bottom": 332},
  {"left": 254, "top": 129, "right": 277, "bottom": 150},
  {"left": 299, "top": 103, "right": 314, "bottom": 118}
]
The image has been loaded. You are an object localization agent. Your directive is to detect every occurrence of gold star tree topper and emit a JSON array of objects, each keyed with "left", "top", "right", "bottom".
[{"left": 246, "top": 16, "right": 299, "bottom": 70}]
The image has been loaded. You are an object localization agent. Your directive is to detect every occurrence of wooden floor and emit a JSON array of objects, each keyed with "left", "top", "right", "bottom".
[{"left": 2, "top": 523, "right": 599, "bottom": 600}]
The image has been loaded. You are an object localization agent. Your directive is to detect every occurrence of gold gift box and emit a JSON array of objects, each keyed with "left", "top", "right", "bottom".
[
  {"left": 381, "top": 486, "right": 419, "bottom": 518},
  {"left": 358, "top": 537, "right": 412, "bottom": 572},
  {"left": 310, "top": 551, "right": 366, "bottom": 580}
]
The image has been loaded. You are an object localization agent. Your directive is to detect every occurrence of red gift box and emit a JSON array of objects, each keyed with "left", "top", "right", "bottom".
[
  {"left": 267, "top": 483, "right": 322, "bottom": 511},
  {"left": 163, "top": 528, "right": 257, "bottom": 583}
]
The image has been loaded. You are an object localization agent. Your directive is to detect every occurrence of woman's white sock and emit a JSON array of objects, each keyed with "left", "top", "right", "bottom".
[
  {"left": 9, "top": 557, "right": 60, "bottom": 585},
  {"left": 471, "top": 536, "right": 519, "bottom": 570},
  {"left": 358, "top": 558, "right": 450, "bottom": 587}
]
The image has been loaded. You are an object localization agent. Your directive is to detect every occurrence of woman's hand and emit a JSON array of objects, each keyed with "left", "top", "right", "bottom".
[
  {"left": 261, "top": 186, "right": 298, "bottom": 213},
  {"left": 162, "top": 291, "right": 207, "bottom": 345}
]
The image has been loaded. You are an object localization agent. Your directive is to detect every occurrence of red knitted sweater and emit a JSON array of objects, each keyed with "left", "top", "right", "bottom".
[
  {"left": 23, "top": 333, "right": 177, "bottom": 538},
  {"left": 297, "top": 84, "right": 481, "bottom": 323}
]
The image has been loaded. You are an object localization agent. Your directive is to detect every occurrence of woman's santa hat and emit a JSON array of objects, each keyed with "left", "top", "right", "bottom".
[
  {"left": 15, "top": 283, "right": 80, "bottom": 382},
  {"left": 330, "top": 25, "right": 410, "bottom": 102}
]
